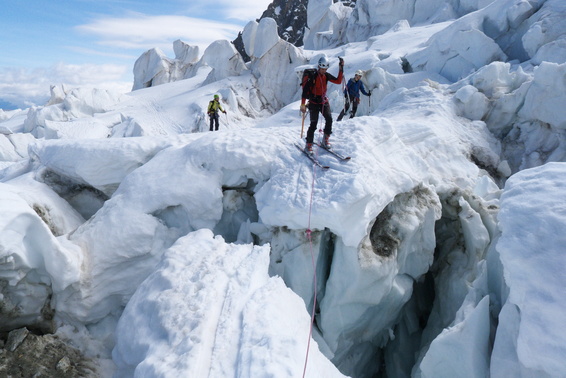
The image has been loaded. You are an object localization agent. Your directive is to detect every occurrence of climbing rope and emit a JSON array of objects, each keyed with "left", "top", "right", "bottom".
[{"left": 301, "top": 111, "right": 326, "bottom": 378}]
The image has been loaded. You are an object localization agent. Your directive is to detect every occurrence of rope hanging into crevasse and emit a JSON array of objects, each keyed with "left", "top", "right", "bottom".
[{"left": 302, "top": 116, "right": 325, "bottom": 378}]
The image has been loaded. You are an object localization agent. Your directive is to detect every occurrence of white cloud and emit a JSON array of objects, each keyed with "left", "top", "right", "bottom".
[
  {"left": 0, "top": 63, "right": 131, "bottom": 109},
  {"left": 1, "top": 2, "right": 275, "bottom": 110},
  {"left": 180, "top": 0, "right": 272, "bottom": 22},
  {"left": 218, "top": 0, "right": 273, "bottom": 22},
  {"left": 65, "top": 46, "right": 136, "bottom": 61},
  {"left": 76, "top": 14, "right": 244, "bottom": 54}
]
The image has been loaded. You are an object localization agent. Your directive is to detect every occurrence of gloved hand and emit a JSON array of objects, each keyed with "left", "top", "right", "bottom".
[
  {"left": 300, "top": 104, "right": 307, "bottom": 113},
  {"left": 368, "top": 90, "right": 372, "bottom": 96},
  {"left": 223, "top": 110, "right": 227, "bottom": 114},
  {"left": 338, "top": 57, "right": 344, "bottom": 68}
]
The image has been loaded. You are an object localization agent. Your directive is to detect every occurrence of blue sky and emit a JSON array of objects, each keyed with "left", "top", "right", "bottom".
[{"left": 0, "top": 0, "right": 272, "bottom": 109}]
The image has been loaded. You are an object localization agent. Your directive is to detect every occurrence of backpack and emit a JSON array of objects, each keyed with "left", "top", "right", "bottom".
[
  {"left": 301, "top": 68, "right": 317, "bottom": 88},
  {"left": 301, "top": 68, "right": 317, "bottom": 98}
]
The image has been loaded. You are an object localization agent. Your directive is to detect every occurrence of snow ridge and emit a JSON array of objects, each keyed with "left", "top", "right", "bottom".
[{"left": 1, "top": 0, "right": 566, "bottom": 377}]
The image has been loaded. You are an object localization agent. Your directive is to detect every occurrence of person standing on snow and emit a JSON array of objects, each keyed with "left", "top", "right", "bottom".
[
  {"left": 337, "top": 70, "right": 371, "bottom": 121},
  {"left": 300, "top": 55, "right": 344, "bottom": 154},
  {"left": 208, "top": 94, "right": 227, "bottom": 131}
]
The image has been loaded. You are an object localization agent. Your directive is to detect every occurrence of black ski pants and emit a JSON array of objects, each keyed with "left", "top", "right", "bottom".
[
  {"left": 337, "top": 96, "right": 360, "bottom": 121},
  {"left": 209, "top": 113, "right": 220, "bottom": 131},
  {"left": 306, "top": 102, "right": 332, "bottom": 144}
]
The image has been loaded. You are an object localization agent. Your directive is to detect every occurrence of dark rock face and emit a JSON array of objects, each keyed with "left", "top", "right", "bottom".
[
  {"left": 260, "top": 0, "right": 309, "bottom": 47},
  {"left": 233, "top": 0, "right": 357, "bottom": 61},
  {"left": 0, "top": 328, "right": 97, "bottom": 377}
]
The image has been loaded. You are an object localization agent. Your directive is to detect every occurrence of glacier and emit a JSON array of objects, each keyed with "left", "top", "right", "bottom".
[{"left": 1, "top": 0, "right": 566, "bottom": 377}]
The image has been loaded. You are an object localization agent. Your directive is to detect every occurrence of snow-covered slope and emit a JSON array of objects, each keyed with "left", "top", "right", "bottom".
[{"left": 1, "top": 0, "right": 565, "bottom": 377}]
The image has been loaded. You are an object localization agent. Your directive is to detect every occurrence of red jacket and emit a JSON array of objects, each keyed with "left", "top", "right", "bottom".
[{"left": 302, "top": 69, "right": 343, "bottom": 105}]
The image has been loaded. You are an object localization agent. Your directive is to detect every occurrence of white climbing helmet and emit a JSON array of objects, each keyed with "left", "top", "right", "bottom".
[
  {"left": 355, "top": 70, "right": 363, "bottom": 77},
  {"left": 318, "top": 56, "right": 330, "bottom": 69}
]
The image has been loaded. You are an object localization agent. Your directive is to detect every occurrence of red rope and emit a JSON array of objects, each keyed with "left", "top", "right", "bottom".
[
  {"left": 302, "top": 227, "right": 317, "bottom": 378},
  {"left": 302, "top": 120, "right": 325, "bottom": 378}
]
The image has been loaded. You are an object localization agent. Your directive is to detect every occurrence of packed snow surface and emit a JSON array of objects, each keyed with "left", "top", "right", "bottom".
[{"left": 1, "top": 0, "right": 566, "bottom": 377}]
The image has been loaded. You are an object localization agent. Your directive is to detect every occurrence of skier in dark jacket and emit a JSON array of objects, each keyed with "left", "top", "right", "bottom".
[
  {"left": 300, "top": 55, "right": 344, "bottom": 154},
  {"left": 337, "top": 70, "right": 371, "bottom": 121}
]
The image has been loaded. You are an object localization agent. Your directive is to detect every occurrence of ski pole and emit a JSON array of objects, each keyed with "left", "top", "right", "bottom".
[
  {"left": 300, "top": 105, "right": 309, "bottom": 138},
  {"left": 301, "top": 111, "right": 306, "bottom": 138}
]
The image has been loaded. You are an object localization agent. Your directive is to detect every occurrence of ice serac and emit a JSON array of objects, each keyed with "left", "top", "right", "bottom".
[
  {"left": 303, "top": 0, "right": 352, "bottom": 49},
  {"left": 112, "top": 229, "right": 346, "bottom": 378},
  {"left": 405, "top": 0, "right": 566, "bottom": 82},
  {"left": 131, "top": 39, "right": 245, "bottom": 91},
  {"left": 319, "top": 185, "right": 442, "bottom": 376},
  {"left": 412, "top": 193, "right": 494, "bottom": 376},
  {"left": 173, "top": 39, "right": 199, "bottom": 64},
  {"left": 131, "top": 41, "right": 200, "bottom": 91},
  {"left": 132, "top": 48, "right": 172, "bottom": 90},
  {"left": 418, "top": 296, "right": 491, "bottom": 377},
  {"left": 451, "top": 60, "right": 566, "bottom": 174},
  {"left": 344, "top": 0, "right": 496, "bottom": 44},
  {"left": 519, "top": 62, "right": 566, "bottom": 130},
  {"left": 247, "top": 18, "right": 309, "bottom": 110},
  {"left": 248, "top": 18, "right": 280, "bottom": 60},
  {"left": 523, "top": 0, "right": 566, "bottom": 64},
  {"left": 52, "top": 140, "right": 228, "bottom": 323},
  {"left": 23, "top": 87, "right": 125, "bottom": 139},
  {"left": 303, "top": 0, "right": 333, "bottom": 50},
  {"left": 492, "top": 162, "right": 566, "bottom": 377},
  {"left": 0, "top": 180, "right": 83, "bottom": 332},
  {"left": 242, "top": 20, "right": 259, "bottom": 58},
  {"left": 199, "top": 40, "right": 247, "bottom": 85},
  {"left": 406, "top": 15, "right": 507, "bottom": 82}
]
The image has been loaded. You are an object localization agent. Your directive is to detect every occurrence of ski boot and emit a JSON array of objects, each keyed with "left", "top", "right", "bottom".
[
  {"left": 304, "top": 142, "right": 314, "bottom": 155},
  {"left": 321, "top": 134, "right": 331, "bottom": 149}
]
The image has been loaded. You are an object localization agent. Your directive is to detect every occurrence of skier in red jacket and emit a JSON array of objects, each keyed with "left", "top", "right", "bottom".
[{"left": 300, "top": 55, "right": 344, "bottom": 154}]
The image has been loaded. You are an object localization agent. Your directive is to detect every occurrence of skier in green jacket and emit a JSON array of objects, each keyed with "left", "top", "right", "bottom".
[{"left": 208, "top": 94, "right": 227, "bottom": 131}]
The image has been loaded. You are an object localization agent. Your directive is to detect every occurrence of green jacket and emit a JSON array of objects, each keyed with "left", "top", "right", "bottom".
[{"left": 207, "top": 99, "right": 225, "bottom": 115}]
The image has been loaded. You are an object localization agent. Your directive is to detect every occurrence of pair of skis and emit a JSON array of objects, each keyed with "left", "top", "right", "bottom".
[{"left": 295, "top": 143, "right": 350, "bottom": 170}]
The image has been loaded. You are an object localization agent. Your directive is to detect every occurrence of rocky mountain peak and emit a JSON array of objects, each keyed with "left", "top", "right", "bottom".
[{"left": 233, "top": 0, "right": 356, "bottom": 60}]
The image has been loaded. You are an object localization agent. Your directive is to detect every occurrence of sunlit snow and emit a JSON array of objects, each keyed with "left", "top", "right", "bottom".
[{"left": 1, "top": 0, "right": 565, "bottom": 377}]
